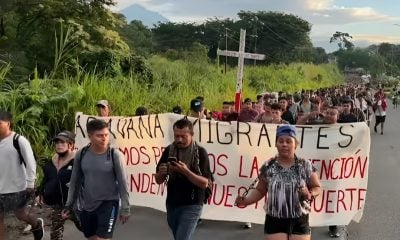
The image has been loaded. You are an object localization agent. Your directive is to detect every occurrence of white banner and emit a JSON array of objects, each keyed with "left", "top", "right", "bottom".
[{"left": 74, "top": 113, "right": 370, "bottom": 226}]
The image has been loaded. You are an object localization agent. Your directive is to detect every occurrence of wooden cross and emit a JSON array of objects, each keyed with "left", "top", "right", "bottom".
[{"left": 217, "top": 29, "right": 266, "bottom": 112}]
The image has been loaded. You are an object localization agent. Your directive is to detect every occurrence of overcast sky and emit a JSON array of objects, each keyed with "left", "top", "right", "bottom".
[{"left": 114, "top": 0, "right": 400, "bottom": 52}]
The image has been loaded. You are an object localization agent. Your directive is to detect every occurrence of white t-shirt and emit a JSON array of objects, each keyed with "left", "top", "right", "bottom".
[
  {"left": 375, "top": 100, "right": 386, "bottom": 116},
  {"left": 0, "top": 132, "right": 36, "bottom": 193}
]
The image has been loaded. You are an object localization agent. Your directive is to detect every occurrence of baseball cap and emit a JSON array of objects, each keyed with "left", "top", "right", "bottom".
[
  {"left": 190, "top": 99, "right": 203, "bottom": 112},
  {"left": 276, "top": 125, "right": 297, "bottom": 139},
  {"left": 172, "top": 105, "right": 182, "bottom": 114},
  {"left": 96, "top": 100, "right": 109, "bottom": 107},
  {"left": 53, "top": 130, "right": 75, "bottom": 143},
  {"left": 244, "top": 98, "right": 252, "bottom": 103},
  {"left": 341, "top": 96, "right": 353, "bottom": 104}
]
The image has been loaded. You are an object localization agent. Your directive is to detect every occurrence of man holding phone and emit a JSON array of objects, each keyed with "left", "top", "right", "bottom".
[
  {"left": 168, "top": 157, "right": 178, "bottom": 164},
  {"left": 155, "top": 118, "right": 212, "bottom": 240}
]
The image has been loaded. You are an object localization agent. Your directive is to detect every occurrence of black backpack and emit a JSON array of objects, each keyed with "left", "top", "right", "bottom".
[
  {"left": 194, "top": 147, "right": 214, "bottom": 204},
  {"left": 167, "top": 143, "right": 214, "bottom": 204},
  {"left": 79, "top": 144, "right": 117, "bottom": 177},
  {"left": 13, "top": 134, "right": 27, "bottom": 167}
]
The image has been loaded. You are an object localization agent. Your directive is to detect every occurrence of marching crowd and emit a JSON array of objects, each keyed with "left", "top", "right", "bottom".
[{"left": 0, "top": 83, "right": 391, "bottom": 240}]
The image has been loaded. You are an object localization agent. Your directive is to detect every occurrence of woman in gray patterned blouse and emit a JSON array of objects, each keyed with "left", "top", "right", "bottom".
[{"left": 235, "top": 125, "right": 321, "bottom": 240}]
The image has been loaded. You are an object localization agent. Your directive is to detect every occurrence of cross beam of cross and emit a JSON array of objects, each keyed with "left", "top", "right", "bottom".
[{"left": 217, "top": 29, "right": 266, "bottom": 112}]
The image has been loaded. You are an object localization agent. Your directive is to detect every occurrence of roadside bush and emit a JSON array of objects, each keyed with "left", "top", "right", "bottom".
[{"left": 120, "top": 55, "right": 153, "bottom": 84}]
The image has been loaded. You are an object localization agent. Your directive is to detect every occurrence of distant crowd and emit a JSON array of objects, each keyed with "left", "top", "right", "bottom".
[{"left": 163, "top": 84, "right": 387, "bottom": 134}]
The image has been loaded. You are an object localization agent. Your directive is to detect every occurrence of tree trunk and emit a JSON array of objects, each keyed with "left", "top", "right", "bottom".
[{"left": 0, "top": 17, "right": 4, "bottom": 37}]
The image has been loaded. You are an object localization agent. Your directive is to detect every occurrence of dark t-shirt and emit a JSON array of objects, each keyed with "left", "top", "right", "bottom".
[
  {"left": 281, "top": 110, "right": 295, "bottom": 124},
  {"left": 238, "top": 109, "right": 258, "bottom": 122},
  {"left": 156, "top": 144, "right": 212, "bottom": 207},
  {"left": 222, "top": 112, "right": 239, "bottom": 122},
  {"left": 338, "top": 113, "right": 358, "bottom": 123},
  {"left": 41, "top": 158, "right": 74, "bottom": 206}
]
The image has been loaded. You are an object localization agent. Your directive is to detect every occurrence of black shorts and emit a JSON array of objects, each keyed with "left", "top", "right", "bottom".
[
  {"left": 0, "top": 191, "right": 32, "bottom": 214},
  {"left": 375, "top": 115, "right": 386, "bottom": 123},
  {"left": 264, "top": 214, "right": 310, "bottom": 235},
  {"left": 79, "top": 200, "right": 119, "bottom": 238}
]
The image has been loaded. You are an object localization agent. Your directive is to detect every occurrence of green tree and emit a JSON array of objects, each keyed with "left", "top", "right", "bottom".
[
  {"left": 1, "top": 0, "right": 130, "bottom": 77},
  {"left": 152, "top": 22, "right": 203, "bottom": 51},
  {"left": 336, "top": 48, "right": 369, "bottom": 69},
  {"left": 237, "top": 11, "right": 313, "bottom": 64},
  {"left": 151, "top": 11, "right": 315, "bottom": 65},
  {"left": 377, "top": 43, "right": 400, "bottom": 76},
  {"left": 330, "top": 31, "right": 354, "bottom": 51},
  {"left": 119, "top": 20, "right": 153, "bottom": 56}
]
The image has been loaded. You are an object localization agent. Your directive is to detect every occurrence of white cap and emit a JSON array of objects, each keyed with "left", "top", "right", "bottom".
[{"left": 96, "top": 100, "right": 109, "bottom": 107}]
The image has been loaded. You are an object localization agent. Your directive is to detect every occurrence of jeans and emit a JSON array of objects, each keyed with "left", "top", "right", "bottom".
[{"left": 167, "top": 204, "right": 203, "bottom": 240}]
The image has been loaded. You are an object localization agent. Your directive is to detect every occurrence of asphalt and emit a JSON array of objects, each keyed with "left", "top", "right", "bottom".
[{"left": 14, "top": 103, "right": 400, "bottom": 240}]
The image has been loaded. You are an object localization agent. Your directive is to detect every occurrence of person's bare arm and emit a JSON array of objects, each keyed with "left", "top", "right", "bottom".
[
  {"left": 155, "top": 163, "right": 168, "bottom": 184},
  {"left": 299, "top": 172, "right": 322, "bottom": 200},
  {"left": 296, "top": 111, "right": 319, "bottom": 124},
  {"left": 308, "top": 172, "right": 322, "bottom": 199},
  {"left": 235, "top": 178, "right": 268, "bottom": 207}
]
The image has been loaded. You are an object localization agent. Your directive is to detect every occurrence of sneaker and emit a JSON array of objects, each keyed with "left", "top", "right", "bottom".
[
  {"left": 31, "top": 218, "right": 44, "bottom": 240},
  {"left": 329, "top": 225, "right": 340, "bottom": 238},
  {"left": 243, "top": 222, "right": 252, "bottom": 229},
  {"left": 23, "top": 224, "right": 32, "bottom": 232}
]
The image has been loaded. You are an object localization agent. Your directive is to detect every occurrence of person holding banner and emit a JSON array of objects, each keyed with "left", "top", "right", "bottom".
[
  {"left": 155, "top": 118, "right": 212, "bottom": 240},
  {"left": 296, "top": 106, "right": 344, "bottom": 238},
  {"left": 96, "top": 100, "right": 111, "bottom": 117},
  {"left": 235, "top": 125, "right": 321, "bottom": 240}
]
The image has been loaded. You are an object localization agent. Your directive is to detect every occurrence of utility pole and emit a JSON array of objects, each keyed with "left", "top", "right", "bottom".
[
  {"left": 225, "top": 27, "right": 228, "bottom": 74},
  {"left": 254, "top": 35, "right": 257, "bottom": 66},
  {"left": 250, "top": 34, "right": 258, "bottom": 66}
]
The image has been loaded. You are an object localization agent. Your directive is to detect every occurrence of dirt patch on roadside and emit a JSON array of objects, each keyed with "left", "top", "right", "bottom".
[{"left": 5, "top": 205, "right": 52, "bottom": 240}]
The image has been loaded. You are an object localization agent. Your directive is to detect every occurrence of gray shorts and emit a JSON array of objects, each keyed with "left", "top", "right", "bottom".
[{"left": 0, "top": 191, "right": 32, "bottom": 214}]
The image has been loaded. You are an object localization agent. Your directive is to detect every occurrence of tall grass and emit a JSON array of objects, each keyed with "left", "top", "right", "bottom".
[
  {"left": 0, "top": 56, "right": 344, "bottom": 163},
  {"left": 49, "top": 23, "right": 77, "bottom": 79},
  {"left": 0, "top": 63, "right": 11, "bottom": 86},
  {"left": 245, "top": 63, "right": 344, "bottom": 93}
]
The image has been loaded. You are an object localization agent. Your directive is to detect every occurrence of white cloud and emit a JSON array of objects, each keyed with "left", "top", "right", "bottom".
[
  {"left": 115, "top": 0, "right": 394, "bottom": 26},
  {"left": 353, "top": 34, "right": 400, "bottom": 44},
  {"left": 305, "top": 0, "right": 334, "bottom": 11},
  {"left": 302, "top": 0, "right": 394, "bottom": 24}
]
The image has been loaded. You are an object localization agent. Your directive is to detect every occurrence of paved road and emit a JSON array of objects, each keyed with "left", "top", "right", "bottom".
[{"left": 16, "top": 103, "right": 400, "bottom": 240}]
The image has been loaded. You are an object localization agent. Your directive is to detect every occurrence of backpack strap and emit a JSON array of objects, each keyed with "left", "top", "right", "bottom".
[
  {"left": 79, "top": 145, "right": 91, "bottom": 164},
  {"left": 109, "top": 148, "right": 117, "bottom": 179},
  {"left": 194, "top": 143, "right": 214, "bottom": 181},
  {"left": 80, "top": 144, "right": 116, "bottom": 178},
  {"left": 13, "top": 133, "right": 26, "bottom": 167}
]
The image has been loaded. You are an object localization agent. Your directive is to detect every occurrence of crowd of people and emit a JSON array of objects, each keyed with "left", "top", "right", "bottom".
[
  {"left": 187, "top": 85, "right": 383, "bottom": 130},
  {"left": 0, "top": 83, "right": 391, "bottom": 240}
]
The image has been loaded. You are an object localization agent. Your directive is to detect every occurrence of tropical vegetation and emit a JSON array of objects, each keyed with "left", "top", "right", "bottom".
[{"left": 0, "top": 0, "right": 398, "bottom": 167}]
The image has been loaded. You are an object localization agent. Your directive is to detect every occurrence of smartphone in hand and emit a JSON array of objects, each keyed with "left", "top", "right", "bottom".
[{"left": 168, "top": 157, "right": 178, "bottom": 165}]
